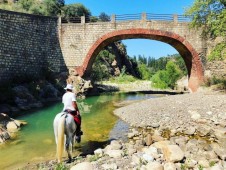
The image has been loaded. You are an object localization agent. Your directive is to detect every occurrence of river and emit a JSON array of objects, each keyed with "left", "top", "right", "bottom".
[{"left": 0, "top": 92, "right": 163, "bottom": 170}]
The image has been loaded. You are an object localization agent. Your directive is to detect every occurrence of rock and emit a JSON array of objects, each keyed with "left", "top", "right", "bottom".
[
  {"left": 110, "top": 140, "right": 122, "bottom": 149},
  {"left": 101, "top": 163, "right": 117, "bottom": 170},
  {"left": 184, "top": 126, "right": 196, "bottom": 135},
  {"left": 128, "top": 128, "right": 139, "bottom": 138},
  {"left": 6, "top": 121, "right": 18, "bottom": 132},
  {"left": 145, "top": 161, "right": 163, "bottom": 170},
  {"left": 164, "top": 162, "right": 177, "bottom": 170},
  {"left": 188, "top": 110, "right": 201, "bottom": 120},
  {"left": 151, "top": 141, "right": 170, "bottom": 153},
  {"left": 197, "top": 125, "right": 212, "bottom": 136},
  {"left": 145, "top": 133, "right": 152, "bottom": 146},
  {"left": 162, "top": 145, "right": 185, "bottom": 162},
  {"left": 142, "top": 153, "right": 154, "bottom": 162},
  {"left": 185, "top": 158, "right": 197, "bottom": 168},
  {"left": 142, "top": 146, "right": 158, "bottom": 156},
  {"left": 94, "top": 148, "right": 103, "bottom": 157},
  {"left": 210, "top": 163, "right": 224, "bottom": 170},
  {"left": 70, "top": 162, "right": 93, "bottom": 170},
  {"left": 132, "top": 153, "right": 141, "bottom": 165},
  {"left": 213, "top": 127, "right": 226, "bottom": 140},
  {"left": 186, "top": 139, "right": 199, "bottom": 154},
  {"left": 214, "top": 148, "right": 226, "bottom": 160},
  {"left": 150, "top": 123, "right": 160, "bottom": 128},
  {"left": 198, "top": 159, "right": 210, "bottom": 168},
  {"left": 105, "top": 150, "right": 123, "bottom": 158},
  {"left": 152, "top": 130, "right": 164, "bottom": 142},
  {"left": 204, "top": 151, "right": 218, "bottom": 160}
]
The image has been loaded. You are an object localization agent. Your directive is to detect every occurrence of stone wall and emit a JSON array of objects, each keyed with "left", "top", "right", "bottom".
[
  {"left": 0, "top": 9, "right": 66, "bottom": 84},
  {"left": 205, "top": 60, "right": 226, "bottom": 79},
  {"left": 205, "top": 37, "right": 226, "bottom": 79}
]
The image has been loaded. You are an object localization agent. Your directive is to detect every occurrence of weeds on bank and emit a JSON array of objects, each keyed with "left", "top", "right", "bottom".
[
  {"left": 109, "top": 75, "right": 137, "bottom": 84},
  {"left": 55, "top": 163, "right": 69, "bottom": 170},
  {"left": 88, "top": 154, "right": 100, "bottom": 162},
  {"left": 204, "top": 76, "right": 226, "bottom": 90}
]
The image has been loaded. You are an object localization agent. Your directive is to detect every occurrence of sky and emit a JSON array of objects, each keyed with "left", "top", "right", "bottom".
[{"left": 65, "top": 0, "right": 194, "bottom": 58}]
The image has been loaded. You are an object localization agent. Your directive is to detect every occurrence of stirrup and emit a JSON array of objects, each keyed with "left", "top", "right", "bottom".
[{"left": 79, "top": 131, "right": 83, "bottom": 136}]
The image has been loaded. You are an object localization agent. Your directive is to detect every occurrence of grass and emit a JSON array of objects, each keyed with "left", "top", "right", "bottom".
[{"left": 109, "top": 75, "right": 137, "bottom": 84}]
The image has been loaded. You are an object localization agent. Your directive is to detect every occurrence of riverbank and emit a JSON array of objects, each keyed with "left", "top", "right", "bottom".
[{"left": 21, "top": 90, "right": 226, "bottom": 170}]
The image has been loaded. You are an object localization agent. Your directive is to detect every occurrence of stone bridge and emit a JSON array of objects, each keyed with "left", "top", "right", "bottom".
[{"left": 59, "top": 13, "right": 206, "bottom": 92}]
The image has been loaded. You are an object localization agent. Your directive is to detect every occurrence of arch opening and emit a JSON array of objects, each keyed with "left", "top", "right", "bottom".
[{"left": 76, "top": 29, "right": 204, "bottom": 92}]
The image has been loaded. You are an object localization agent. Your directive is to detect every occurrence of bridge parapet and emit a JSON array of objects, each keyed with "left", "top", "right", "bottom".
[{"left": 61, "top": 13, "right": 191, "bottom": 24}]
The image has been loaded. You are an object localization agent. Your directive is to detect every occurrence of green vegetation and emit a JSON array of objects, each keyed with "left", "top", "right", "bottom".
[
  {"left": 185, "top": 0, "right": 226, "bottom": 61},
  {"left": 133, "top": 54, "right": 186, "bottom": 89},
  {"left": 151, "top": 61, "right": 182, "bottom": 89},
  {"left": 208, "top": 42, "right": 226, "bottom": 61},
  {"left": 204, "top": 76, "right": 226, "bottom": 90},
  {"left": 0, "top": 0, "right": 64, "bottom": 16},
  {"left": 62, "top": 3, "right": 91, "bottom": 19},
  {"left": 55, "top": 163, "right": 69, "bottom": 170},
  {"left": 91, "top": 44, "right": 186, "bottom": 90}
]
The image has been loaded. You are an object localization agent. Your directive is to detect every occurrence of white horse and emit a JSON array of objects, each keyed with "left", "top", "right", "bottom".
[{"left": 53, "top": 112, "right": 78, "bottom": 163}]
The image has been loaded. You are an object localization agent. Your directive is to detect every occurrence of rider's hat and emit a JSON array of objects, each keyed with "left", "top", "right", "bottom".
[{"left": 64, "top": 84, "right": 73, "bottom": 90}]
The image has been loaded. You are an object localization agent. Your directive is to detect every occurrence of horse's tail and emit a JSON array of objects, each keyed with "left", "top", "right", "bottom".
[{"left": 57, "top": 115, "right": 65, "bottom": 163}]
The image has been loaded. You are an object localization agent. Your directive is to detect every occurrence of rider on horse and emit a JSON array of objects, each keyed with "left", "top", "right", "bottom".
[{"left": 62, "top": 84, "right": 83, "bottom": 142}]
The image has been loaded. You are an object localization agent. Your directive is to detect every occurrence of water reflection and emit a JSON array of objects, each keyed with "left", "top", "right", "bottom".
[{"left": 0, "top": 92, "right": 163, "bottom": 169}]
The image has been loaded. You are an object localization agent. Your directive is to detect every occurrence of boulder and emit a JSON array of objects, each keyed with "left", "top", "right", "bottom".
[
  {"left": 162, "top": 145, "right": 185, "bottom": 162},
  {"left": 146, "top": 161, "right": 163, "bottom": 170},
  {"left": 70, "top": 162, "right": 93, "bottom": 170}
]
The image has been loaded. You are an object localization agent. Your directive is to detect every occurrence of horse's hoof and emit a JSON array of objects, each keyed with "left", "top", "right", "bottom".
[
  {"left": 75, "top": 136, "right": 81, "bottom": 143},
  {"left": 66, "top": 158, "right": 72, "bottom": 163}
]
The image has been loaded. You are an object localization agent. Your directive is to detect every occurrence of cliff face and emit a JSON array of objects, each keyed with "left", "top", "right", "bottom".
[
  {"left": 110, "top": 42, "right": 138, "bottom": 77},
  {"left": 90, "top": 41, "right": 138, "bottom": 81}
]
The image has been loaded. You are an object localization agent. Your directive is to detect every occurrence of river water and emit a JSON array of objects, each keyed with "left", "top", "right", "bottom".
[{"left": 0, "top": 92, "right": 162, "bottom": 169}]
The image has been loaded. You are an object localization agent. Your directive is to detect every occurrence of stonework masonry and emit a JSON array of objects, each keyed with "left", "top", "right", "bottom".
[
  {"left": 60, "top": 20, "right": 206, "bottom": 91},
  {"left": 0, "top": 9, "right": 66, "bottom": 84},
  {"left": 0, "top": 10, "right": 225, "bottom": 91}
]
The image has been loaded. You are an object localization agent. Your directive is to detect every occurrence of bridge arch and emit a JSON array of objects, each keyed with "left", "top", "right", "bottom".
[{"left": 76, "top": 28, "right": 204, "bottom": 92}]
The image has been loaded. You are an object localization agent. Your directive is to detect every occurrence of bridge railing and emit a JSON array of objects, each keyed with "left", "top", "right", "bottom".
[{"left": 61, "top": 13, "right": 191, "bottom": 24}]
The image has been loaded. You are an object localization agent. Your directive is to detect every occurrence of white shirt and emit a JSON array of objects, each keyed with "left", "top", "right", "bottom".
[{"left": 62, "top": 92, "right": 76, "bottom": 111}]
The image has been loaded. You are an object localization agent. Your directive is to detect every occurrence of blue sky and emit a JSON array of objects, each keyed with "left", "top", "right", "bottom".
[{"left": 65, "top": 0, "right": 194, "bottom": 58}]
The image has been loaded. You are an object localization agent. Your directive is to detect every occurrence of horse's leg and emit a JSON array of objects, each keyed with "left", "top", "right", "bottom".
[{"left": 65, "top": 135, "right": 73, "bottom": 162}]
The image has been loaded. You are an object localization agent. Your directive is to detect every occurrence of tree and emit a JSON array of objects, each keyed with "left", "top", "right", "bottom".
[
  {"left": 42, "top": 0, "right": 65, "bottom": 16},
  {"left": 62, "top": 3, "right": 91, "bottom": 19},
  {"left": 151, "top": 61, "right": 182, "bottom": 89},
  {"left": 99, "top": 12, "right": 110, "bottom": 22},
  {"left": 185, "top": 0, "right": 226, "bottom": 60},
  {"left": 0, "top": 0, "right": 65, "bottom": 16}
]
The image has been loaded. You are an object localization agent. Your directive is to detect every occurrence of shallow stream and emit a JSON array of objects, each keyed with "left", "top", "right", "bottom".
[{"left": 0, "top": 92, "right": 162, "bottom": 169}]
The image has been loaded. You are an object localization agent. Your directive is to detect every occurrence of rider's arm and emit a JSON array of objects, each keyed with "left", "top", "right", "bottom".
[{"left": 72, "top": 101, "right": 80, "bottom": 115}]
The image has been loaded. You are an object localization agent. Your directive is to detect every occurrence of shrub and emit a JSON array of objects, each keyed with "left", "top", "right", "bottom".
[
  {"left": 151, "top": 61, "right": 182, "bottom": 89},
  {"left": 109, "top": 74, "right": 137, "bottom": 84}
]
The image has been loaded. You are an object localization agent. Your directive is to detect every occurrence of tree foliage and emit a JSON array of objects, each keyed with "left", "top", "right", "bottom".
[
  {"left": 99, "top": 12, "right": 110, "bottom": 22},
  {"left": 185, "top": 0, "right": 226, "bottom": 61},
  {"left": 62, "top": 3, "right": 91, "bottom": 18},
  {"left": 0, "top": 0, "right": 65, "bottom": 16},
  {"left": 185, "top": 0, "right": 225, "bottom": 37},
  {"left": 151, "top": 61, "right": 182, "bottom": 89}
]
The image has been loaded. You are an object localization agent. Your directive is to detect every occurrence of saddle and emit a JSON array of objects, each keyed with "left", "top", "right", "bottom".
[{"left": 64, "top": 109, "right": 81, "bottom": 125}]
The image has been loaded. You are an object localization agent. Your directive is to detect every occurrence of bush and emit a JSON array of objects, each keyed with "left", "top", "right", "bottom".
[
  {"left": 137, "top": 63, "right": 152, "bottom": 80},
  {"left": 204, "top": 76, "right": 226, "bottom": 90},
  {"left": 109, "top": 74, "right": 137, "bottom": 84},
  {"left": 151, "top": 61, "right": 182, "bottom": 89}
]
